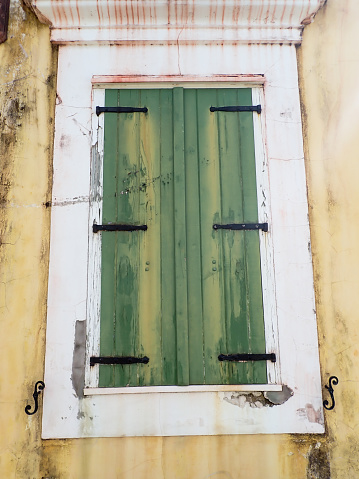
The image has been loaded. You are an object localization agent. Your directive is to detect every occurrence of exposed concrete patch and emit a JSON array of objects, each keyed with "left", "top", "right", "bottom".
[
  {"left": 265, "top": 385, "right": 294, "bottom": 405},
  {"left": 72, "top": 320, "right": 86, "bottom": 398},
  {"left": 224, "top": 391, "right": 270, "bottom": 408}
]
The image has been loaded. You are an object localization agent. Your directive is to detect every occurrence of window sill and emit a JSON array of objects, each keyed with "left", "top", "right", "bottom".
[{"left": 84, "top": 384, "right": 283, "bottom": 395}]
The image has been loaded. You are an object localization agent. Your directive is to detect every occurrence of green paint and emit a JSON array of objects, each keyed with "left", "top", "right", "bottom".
[{"left": 99, "top": 88, "right": 266, "bottom": 387}]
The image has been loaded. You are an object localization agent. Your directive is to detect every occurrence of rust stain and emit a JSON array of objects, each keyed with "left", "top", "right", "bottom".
[
  {"left": 280, "top": 0, "right": 286, "bottom": 24},
  {"left": 125, "top": 0, "right": 129, "bottom": 26},
  {"left": 142, "top": 2, "right": 146, "bottom": 25},
  {"left": 182, "top": 0, "right": 189, "bottom": 26},
  {"left": 95, "top": 0, "right": 102, "bottom": 26},
  {"left": 50, "top": 0, "right": 59, "bottom": 25},
  {"left": 271, "top": 0, "right": 278, "bottom": 24},
  {"left": 221, "top": 0, "right": 225, "bottom": 25},
  {"left": 232, "top": 3, "right": 240, "bottom": 24},
  {"left": 209, "top": 0, "right": 215, "bottom": 25},
  {"left": 258, "top": 0, "right": 264, "bottom": 25},
  {"left": 129, "top": 0, "right": 135, "bottom": 25},
  {"left": 57, "top": 0, "right": 69, "bottom": 27},
  {"left": 106, "top": 0, "right": 110, "bottom": 25},
  {"left": 247, "top": 0, "right": 252, "bottom": 25},
  {"left": 117, "top": 1, "right": 122, "bottom": 25},
  {"left": 288, "top": 0, "right": 297, "bottom": 26},
  {"left": 74, "top": 0, "right": 80, "bottom": 24}
]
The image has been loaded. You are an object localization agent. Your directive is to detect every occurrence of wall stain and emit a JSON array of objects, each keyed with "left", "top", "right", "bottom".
[{"left": 307, "top": 443, "right": 330, "bottom": 479}]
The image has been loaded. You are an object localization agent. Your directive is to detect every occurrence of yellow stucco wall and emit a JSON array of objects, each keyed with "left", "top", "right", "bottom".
[
  {"left": 298, "top": 0, "right": 359, "bottom": 477},
  {"left": 1, "top": 0, "right": 358, "bottom": 477}
]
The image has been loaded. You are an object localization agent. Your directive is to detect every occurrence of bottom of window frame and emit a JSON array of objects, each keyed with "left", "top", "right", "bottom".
[{"left": 84, "top": 384, "right": 282, "bottom": 395}]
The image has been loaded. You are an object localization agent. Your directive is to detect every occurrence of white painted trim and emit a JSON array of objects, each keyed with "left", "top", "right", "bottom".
[
  {"left": 252, "top": 87, "right": 280, "bottom": 386},
  {"left": 92, "top": 75, "right": 266, "bottom": 86},
  {"left": 42, "top": 43, "right": 324, "bottom": 438},
  {"left": 29, "top": 0, "right": 326, "bottom": 44},
  {"left": 49, "top": 27, "right": 304, "bottom": 45},
  {"left": 84, "top": 384, "right": 283, "bottom": 395},
  {"left": 86, "top": 88, "right": 105, "bottom": 388}
]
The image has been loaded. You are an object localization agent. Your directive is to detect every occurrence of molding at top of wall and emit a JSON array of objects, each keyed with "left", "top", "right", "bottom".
[{"left": 28, "top": 0, "right": 326, "bottom": 44}]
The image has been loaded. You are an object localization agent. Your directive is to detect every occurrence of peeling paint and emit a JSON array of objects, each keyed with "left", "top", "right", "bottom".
[
  {"left": 297, "top": 404, "right": 324, "bottom": 426},
  {"left": 223, "top": 385, "right": 293, "bottom": 408},
  {"left": 224, "top": 391, "right": 270, "bottom": 408}
]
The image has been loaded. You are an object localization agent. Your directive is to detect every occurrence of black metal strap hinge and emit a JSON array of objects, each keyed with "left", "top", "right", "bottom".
[
  {"left": 96, "top": 106, "right": 148, "bottom": 116},
  {"left": 90, "top": 356, "right": 150, "bottom": 366},
  {"left": 213, "top": 223, "right": 268, "bottom": 232},
  {"left": 93, "top": 223, "right": 148, "bottom": 233},
  {"left": 210, "top": 105, "right": 261, "bottom": 114},
  {"left": 218, "top": 353, "right": 276, "bottom": 363}
]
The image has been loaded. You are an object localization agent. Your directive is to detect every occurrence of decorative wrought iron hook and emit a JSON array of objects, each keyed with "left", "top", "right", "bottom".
[
  {"left": 323, "top": 375, "right": 338, "bottom": 411},
  {"left": 25, "top": 381, "right": 45, "bottom": 415}
]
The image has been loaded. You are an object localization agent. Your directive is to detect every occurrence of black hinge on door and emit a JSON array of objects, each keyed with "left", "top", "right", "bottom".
[
  {"left": 90, "top": 356, "right": 150, "bottom": 366},
  {"left": 96, "top": 106, "right": 148, "bottom": 116},
  {"left": 218, "top": 353, "right": 276, "bottom": 363},
  {"left": 213, "top": 223, "right": 268, "bottom": 232},
  {"left": 93, "top": 223, "right": 148, "bottom": 233},
  {"left": 210, "top": 105, "right": 262, "bottom": 113}
]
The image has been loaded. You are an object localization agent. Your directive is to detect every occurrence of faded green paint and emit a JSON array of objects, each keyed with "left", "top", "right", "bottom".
[{"left": 99, "top": 87, "right": 266, "bottom": 386}]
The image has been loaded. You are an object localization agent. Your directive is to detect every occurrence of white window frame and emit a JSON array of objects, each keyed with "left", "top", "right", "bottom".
[{"left": 42, "top": 45, "right": 324, "bottom": 439}]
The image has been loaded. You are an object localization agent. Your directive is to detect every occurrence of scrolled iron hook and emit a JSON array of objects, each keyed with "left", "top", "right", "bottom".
[
  {"left": 25, "top": 381, "right": 45, "bottom": 415},
  {"left": 323, "top": 375, "right": 338, "bottom": 411}
]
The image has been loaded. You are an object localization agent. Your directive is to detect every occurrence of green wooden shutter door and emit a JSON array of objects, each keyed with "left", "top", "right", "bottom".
[
  {"left": 99, "top": 89, "right": 177, "bottom": 387},
  {"left": 99, "top": 87, "right": 266, "bottom": 387}
]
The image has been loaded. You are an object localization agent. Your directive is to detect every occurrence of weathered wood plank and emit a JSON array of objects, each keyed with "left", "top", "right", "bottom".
[
  {"left": 184, "top": 89, "right": 205, "bottom": 384},
  {"left": 173, "top": 87, "right": 190, "bottom": 385},
  {"left": 159, "top": 89, "right": 177, "bottom": 385}
]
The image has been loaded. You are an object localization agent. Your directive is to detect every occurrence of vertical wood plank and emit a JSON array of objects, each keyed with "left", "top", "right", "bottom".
[
  {"left": 99, "top": 89, "right": 119, "bottom": 387},
  {"left": 217, "top": 88, "right": 248, "bottom": 384},
  {"left": 237, "top": 89, "right": 266, "bottom": 384},
  {"left": 114, "top": 88, "right": 142, "bottom": 387},
  {"left": 173, "top": 87, "right": 190, "bottom": 385},
  {"left": 137, "top": 89, "right": 162, "bottom": 386},
  {"left": 184, "top": 89, "right": 205, "bottom": 384},
  {"left": 159, "top": 89, "right": 177, "bottom": 385},
  {"left": 197, "top": 89, "right": 227, "bottom": 385}
]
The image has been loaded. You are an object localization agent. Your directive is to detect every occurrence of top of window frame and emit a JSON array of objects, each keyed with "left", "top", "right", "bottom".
[{"left": 27, "top": 0, "right": 326, "bottom": 45}]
